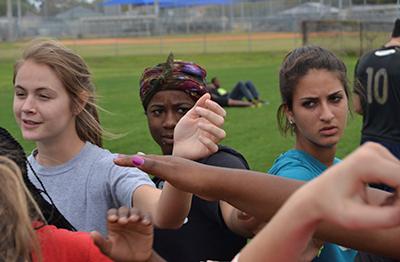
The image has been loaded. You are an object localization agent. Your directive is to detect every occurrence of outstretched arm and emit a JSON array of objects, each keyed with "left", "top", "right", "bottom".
[
  {"left": 238, "top": 143, "right": 400, "bottom": 261},
  {"left": 114, "top": 143, "right": 400, "bottom": 258}
]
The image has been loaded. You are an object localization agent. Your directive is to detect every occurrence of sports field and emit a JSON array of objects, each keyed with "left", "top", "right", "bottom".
[{"left": 0, "top": 36, "right": 362, "bottom": 171}]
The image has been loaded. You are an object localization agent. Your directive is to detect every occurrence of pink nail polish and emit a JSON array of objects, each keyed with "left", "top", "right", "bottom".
[{"left": 131, "top": 155, "right": 144, "bottom": 166}]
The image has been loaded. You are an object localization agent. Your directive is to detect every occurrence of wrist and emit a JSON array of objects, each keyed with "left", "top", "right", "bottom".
[{"left": 146, "top": 250, "right": 166, "bottom": 262}]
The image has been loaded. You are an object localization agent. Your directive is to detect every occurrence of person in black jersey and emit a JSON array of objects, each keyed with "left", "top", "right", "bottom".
[
  {"left": 353, "top": 18, "right": 400, "bottom": 261},
  {"left": 138, "top": 54, "right": 261, "bottom": 262},
  {"left": 353, "top": 18, "right": 400, "bottom": 160}
]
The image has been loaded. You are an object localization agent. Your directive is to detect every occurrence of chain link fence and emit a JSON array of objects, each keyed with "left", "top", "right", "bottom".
[{"left": 1, "top": 0, "right": 399, "bottom": 56}]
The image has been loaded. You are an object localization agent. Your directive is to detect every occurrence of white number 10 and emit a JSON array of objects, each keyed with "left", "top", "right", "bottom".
[{"left": 366, "top": 67, "right": 388, "bottom": 105}]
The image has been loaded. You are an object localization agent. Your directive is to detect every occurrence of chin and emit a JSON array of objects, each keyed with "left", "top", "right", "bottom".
[
  {"left": 21, "top": 131, "right": 40, "bottom": 141},
  {"left": 161, "top": 146, "right": 173, "bottom": 155},
  {"left": 319, "top": 139, "right": 339, "bottom": 148}
]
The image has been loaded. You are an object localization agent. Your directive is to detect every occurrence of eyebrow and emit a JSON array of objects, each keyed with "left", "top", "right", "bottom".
[
  {"left": 299, "top": 89, "right": 344, "bottom": 101},
  {"left": 14, "top": 85, "right": 52, "bottom": 92}
]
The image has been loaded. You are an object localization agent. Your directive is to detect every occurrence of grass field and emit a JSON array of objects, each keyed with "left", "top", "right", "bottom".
[{"left": 0, "top": 41, "right": 362, "bottom": 172}]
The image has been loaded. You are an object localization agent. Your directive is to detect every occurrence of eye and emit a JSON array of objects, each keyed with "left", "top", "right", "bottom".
[
  {"left": 151, "top": 109, "right": 163, "bottom": 117},
  {"left": 38, "top": 94, "right": 51, "bottom": 100},
  {"left": 329, "top": 94, "right": 343, "bottom": 103},
  {"left": 15, "top": 90, "right": 26, "bottom": 98},
  {"left": 177, "top": 107, "right": 190, "bottom": 114},
  {"left": 302, "top": 100, "right": 316, "bottom": 109}
]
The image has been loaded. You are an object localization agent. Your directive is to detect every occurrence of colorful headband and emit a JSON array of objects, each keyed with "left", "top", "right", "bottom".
[{"left": 139, "top": 53, "right": 208, "bottom": 109}]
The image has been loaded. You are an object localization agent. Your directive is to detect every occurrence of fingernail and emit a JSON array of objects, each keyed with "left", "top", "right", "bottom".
[{"left": 131, "top": 155, "right": 144, "bottom": 166}]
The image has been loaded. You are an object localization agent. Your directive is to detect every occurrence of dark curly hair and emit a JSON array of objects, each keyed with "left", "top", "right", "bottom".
[{"left": 0, "top": 127, "right": 75, "bottom": 231}]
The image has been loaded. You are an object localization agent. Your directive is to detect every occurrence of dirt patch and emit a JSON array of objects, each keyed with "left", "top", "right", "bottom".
[{"left": 61, "top": 32, "right": 301, "bottom": 46}]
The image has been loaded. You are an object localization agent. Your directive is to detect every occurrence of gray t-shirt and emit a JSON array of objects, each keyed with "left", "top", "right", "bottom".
[{"left": 28, "top": 142, "right": 154, "bottom": 235}]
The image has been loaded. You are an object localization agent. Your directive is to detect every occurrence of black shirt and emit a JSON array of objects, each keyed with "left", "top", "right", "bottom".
[
  {"left": 152, "top": 145, "right": 249, "bottom": 262},
  {"left": 208, "top": 87, "right": 229, "bottom": 107},
  {"left": 354, "top": 46, "right": 400, "bottom": 143}
]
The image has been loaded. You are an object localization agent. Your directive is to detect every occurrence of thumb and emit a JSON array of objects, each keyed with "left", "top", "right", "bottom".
[
  {"left": 90, "top": 231, "right": 111, "bottom": 256},
  {"left": 188, "top": 93, "right": 211, "bottom": 116}
]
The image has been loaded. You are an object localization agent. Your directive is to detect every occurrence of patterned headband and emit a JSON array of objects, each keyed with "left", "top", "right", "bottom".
[{"left": 139, "top": 53, "right": 208, "bottom": 109}]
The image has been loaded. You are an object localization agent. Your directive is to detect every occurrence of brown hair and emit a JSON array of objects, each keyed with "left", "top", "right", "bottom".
[
  {"left": 13, "top": 39, "right": 103, "bottom": 147},
  {"left": 0, "top": 156, "right": 43, "bottom": 262},
  {"left": 277, "top": 46, "right": 349, "bottom": 135}
]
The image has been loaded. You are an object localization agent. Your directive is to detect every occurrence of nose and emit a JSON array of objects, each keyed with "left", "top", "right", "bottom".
[
  {"left": 319, "top": 102, "right": 334, "bottom": 122},
  {"left": 20, "top": 95, "right": 37, "bottom": 114},
  {"left": 162, "top": 111, "right": 178, "bottom": 129}
]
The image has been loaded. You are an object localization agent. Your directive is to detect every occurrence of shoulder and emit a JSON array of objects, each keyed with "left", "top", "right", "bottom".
[
  {"left": 85, "top": 143, "right": 149, "bottom": 178},
  {"left": 268, "top": 150, "right": 314, "bottom": 181},
  {"left": 198, "top": 145, "right": 249, "bottom": 170}
]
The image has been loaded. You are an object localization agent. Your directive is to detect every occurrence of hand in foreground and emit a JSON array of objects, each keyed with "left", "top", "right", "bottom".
[
  {"left": 91, "top": 207, "right": 153, "bottom": 262},
  {"left": 173, "top": 93, "right": 226, "bottom": 160},
  {"left": 298, "top": 142, "right": 400, "bottom": 230}
]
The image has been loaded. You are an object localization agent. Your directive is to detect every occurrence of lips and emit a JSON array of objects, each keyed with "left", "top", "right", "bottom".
[
  {"left": 22, "top": 119, "right": 42, "bottom": 129},
  {"left": 161, "top": 134, "right": 174, "bottom": 144},
  {"left": 319, "top": 126, "right": 338, "bottom": 136}
]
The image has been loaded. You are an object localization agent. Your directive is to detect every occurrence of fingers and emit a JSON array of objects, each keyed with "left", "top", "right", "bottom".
[
  {"left": 90, "top": 231, "right": 111, "bottom": 255},
  {"left": 195, "top": 107, "right": 224, "bottom": 127},
  {"left": 205, "top": 98, "right": 226, "bottom": 118},
  {"left": 199, "top": 136, "right": 219, "bottom": 154},
  {"left": 193, "top": 93, "right": 211, "bottom": 107},
  {"left": 198, "top": 121, "right": 226, "bottom": 141},
  {"left": 348, "top": 143, "right": 400, "bottom": 189},
  {"left": 114, "top": 154, "right": 176, "bottom": 178},
  {"left": 107, "top": 207, "right": 152, "bottom": 226},
  {"left": 340, "top": 203, "right": 400, "bottom": 229}
]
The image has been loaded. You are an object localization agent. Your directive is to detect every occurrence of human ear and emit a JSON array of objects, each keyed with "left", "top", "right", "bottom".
[
  {"left": 284, "top": 104, "right": 295, "bottom": 124},
  {"left": 72, "top": 91, "right": 90, "bottom": 116}
]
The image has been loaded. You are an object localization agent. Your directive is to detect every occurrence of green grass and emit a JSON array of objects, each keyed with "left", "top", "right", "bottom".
[{"left": 0, "top": 50, "right": 361, "bottom": 172}]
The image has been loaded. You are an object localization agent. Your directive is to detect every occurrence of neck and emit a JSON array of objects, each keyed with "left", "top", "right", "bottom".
[
  {"left": 35, "top": 132, "right": 85, "bottom": 167},
  {"left": 385, "top": 37, "right": 400, "bottom": 47},
  {"left": 295, "top": 139, "right": 336, "bottom": 167}
]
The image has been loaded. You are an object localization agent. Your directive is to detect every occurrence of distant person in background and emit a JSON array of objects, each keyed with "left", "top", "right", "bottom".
[
  {"left": 353, "top": 18, "right": 400, "bottom": 161},
  {"left": 207, "top": 77, "right": 267, "bottom": 107},
  {"left": 138, "top": 54, "right": 259, "bottom": 262},
  {"left": 353, "top": 18, "right": 400, "bottom": 193}
]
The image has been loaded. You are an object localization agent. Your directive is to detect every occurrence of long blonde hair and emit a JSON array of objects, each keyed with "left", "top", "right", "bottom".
[
  {"left": 0, "top": 156, "right": 43, "bottom": 262},
  {"left": 13, "top": 38, "right": 103, "bottom": 147}
]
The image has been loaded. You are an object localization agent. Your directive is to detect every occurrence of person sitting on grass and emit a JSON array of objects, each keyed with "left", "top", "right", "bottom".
[{"left": 207, "top": 77, "right": 267, "bottom": 107}]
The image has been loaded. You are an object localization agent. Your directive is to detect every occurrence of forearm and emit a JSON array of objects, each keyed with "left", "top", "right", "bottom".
[
  {"left": 161, "top": 165, "right": 400, "bottom": 258},
  {"left": 239, "top": 197, "right": 320, "bottom": 261},
  {"left": 155, "top": 182, "right": 192, "bottom": 229},
  {"left": 122, "top": 155, "right": 400, "bottom": 258}
]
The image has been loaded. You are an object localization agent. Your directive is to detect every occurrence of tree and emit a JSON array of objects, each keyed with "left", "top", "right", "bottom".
[{"left": 0, "top": 0, "right": 38, "bottom": 16}]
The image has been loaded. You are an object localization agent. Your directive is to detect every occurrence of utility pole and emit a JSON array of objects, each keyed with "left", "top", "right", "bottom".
[
  {"left": 17, "top": 0, "right": 22, "bottom": 38},
  {"left": 6, "top": 0, "right": 13, "bottom": 41}
]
